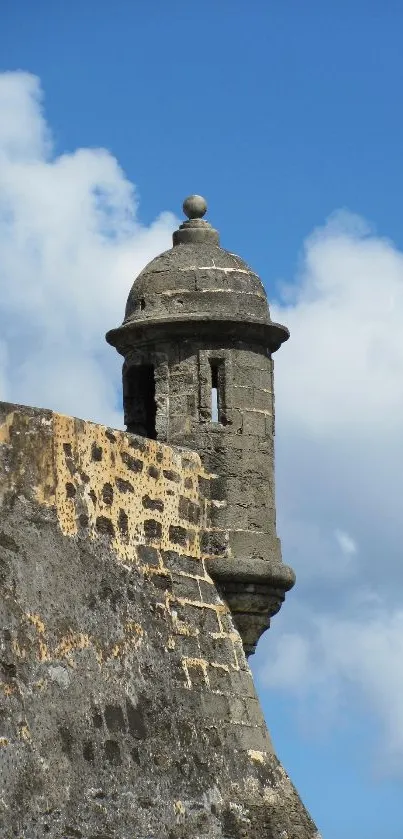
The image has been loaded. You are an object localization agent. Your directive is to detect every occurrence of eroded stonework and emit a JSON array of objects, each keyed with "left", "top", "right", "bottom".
[
  {"left": 0, "top": 402, "right": 319, "bottom": 838},
  {"left": 106, "top": 201, "right": 295, "bottom": 655}
]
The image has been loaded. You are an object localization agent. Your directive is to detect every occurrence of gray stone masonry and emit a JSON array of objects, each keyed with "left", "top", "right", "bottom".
[
  {"left": 0, "top": 401, "right": 320, "bottom": 838},
  {"left": 106, "top": 196, "right": 295, "bottom": 655}
]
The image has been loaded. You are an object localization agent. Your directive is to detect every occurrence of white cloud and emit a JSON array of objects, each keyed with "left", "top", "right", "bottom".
[
  {"left": 272, "top": 211, "right": 403, "bottom": 435},
  {"left": 0, "top": 72, "right": 50, "bottom": 161},
  {"left": 0, "top": 71, "right": 177, "bottom": 427},
  {"left": 256, "top": 210, "right": 403, "bottom": 772},
  {"left": 334, "top": 528, "right": 357, "bottom": 557},
  {"left": 257, "top": 604, "right": 403, "bottom": 775}
]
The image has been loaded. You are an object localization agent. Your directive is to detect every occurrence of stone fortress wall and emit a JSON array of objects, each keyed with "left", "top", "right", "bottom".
[{"left": 0, "top": 402, "right": 319, "bottom": 838}]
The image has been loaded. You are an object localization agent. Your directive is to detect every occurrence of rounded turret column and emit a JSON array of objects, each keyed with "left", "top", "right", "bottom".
[{"left": 106, "top": 196, "right": 295, "bottom": 654}]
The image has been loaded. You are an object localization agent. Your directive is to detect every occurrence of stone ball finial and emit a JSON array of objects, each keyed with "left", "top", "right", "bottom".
[{"left": 183, "top": 194, "right": 207, "bottom": 220}]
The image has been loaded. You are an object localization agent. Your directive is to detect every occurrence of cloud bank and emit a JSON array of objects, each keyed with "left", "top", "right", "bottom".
[
  {"left": 0, "top": 70, "right": 176, "bottom": 428},
  {"left": 257, "top": 210, "right": 403, "bottom": 774},
  {"left": 0, "top": 71, "right": 402, "bottom": 775}
]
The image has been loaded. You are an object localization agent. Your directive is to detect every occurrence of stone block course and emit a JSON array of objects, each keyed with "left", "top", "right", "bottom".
[
  {"left": 252, "top": 386, "right": 273, "bottom": 411},
  {"left": 233, "top": 365, "right": 272, "bottom": 390},
  {"left": 242, "top": 410, "right": 267, "bottom": 436},
  {"left": 171, "top": 573, "right": 201, "bottom": 601},
  {"left": 230, "top": 385, "right": 255, "bottom": 410},
  {"left": 208, "top": 499, "right": 245, "bottom": 530}
]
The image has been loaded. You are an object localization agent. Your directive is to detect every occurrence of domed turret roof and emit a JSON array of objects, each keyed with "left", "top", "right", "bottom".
[{"left": 106, "top": 196, "right": 289, "bottom": 352}]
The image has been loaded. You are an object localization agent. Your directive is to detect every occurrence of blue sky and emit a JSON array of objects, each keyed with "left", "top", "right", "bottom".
[{"left": 1, "top": 3, "right": 403, "bottom": 836}]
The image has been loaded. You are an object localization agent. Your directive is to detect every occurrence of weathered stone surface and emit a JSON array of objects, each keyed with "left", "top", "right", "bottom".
[
  {"left": 122, "top": 244, "right": 269, "bottom": 326},
  {"left": 0, "top": 403, "right": 319, "bottom": 838},
  {"left": 106, "top": 200, "right": 294, "bottom": 658}
]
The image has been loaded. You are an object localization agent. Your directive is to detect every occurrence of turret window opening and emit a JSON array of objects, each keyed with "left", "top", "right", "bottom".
[
  {"left": 125, "top": 364, "right": 157, "bottom": 439},
  {"left": 210, "top": 360, "right": 224, "bottom": 423}
]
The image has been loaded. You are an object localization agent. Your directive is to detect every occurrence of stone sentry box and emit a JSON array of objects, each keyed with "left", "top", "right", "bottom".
[{"left": 107, "top": 195, "right": 296, "bottom": 655}]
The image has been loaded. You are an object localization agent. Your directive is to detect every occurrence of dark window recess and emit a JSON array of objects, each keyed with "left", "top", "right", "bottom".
[
  {"left": 124, "top": 364, "right": 157, "bottom": 439},
  {"left": 210, "top": 360, "right": 225, "bottom": 423}
]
